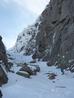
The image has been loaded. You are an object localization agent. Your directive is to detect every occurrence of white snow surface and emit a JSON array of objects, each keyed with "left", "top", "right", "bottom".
[
  {"left": 11, "top": 24, "right": 39, "bottom": 55},
  {"left": 11, "top": 17, "right": 42, "bottom": 55},
  {"left": 1, "top": 52, "right": 74, "bottom": 98}
]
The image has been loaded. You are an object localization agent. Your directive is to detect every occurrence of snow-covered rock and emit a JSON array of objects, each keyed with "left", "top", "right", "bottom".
[{"left": 12, "top": 18, "right": 41, "bottom": 55}]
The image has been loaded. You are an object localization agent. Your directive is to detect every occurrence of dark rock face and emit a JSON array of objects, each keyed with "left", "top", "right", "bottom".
[
  {"left": 0, "top": 64, "right": 8, "bottom": 85},
  {"left": 0, "top": 90, "right": 2, "bottom": 98},
  {"left": 34, "top": 0, "right": 74, "bottom": 67},
  {"left": 0, "top": 36, "right": 8, "bottom": 85},
  {"left": 0, "top": 36, "right": 8, "bottom": 67}
]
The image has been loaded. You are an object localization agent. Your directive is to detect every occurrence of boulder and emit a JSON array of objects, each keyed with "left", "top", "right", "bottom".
[
  {"left": 16, "top": 71, "right": 30, "bottom": 78},
  {"left": 30, "top": 60, "right": 36, "bottom": 63},
  {"left": 48, "top": 73, "right": 57, "bottom": 80},
  {"left": 8, "top": 62, "right": 13, "bottom": 69},
  {"left": 33, "top": 65, "right": 40, "bottom": 72},
  {"left": 17, "top": 63, "right": 40, "bottom": 78},
  {"left": 20, "top": 65, "right": 35, "bottom": 75}
]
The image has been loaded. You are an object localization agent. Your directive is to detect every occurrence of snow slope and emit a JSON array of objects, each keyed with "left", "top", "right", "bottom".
[
  {"left": 1, "top": 52, "right": 74, "bottom": 98},
  {"left": 12, "top": 25, "right": 37, "bottom": 54},
  {"left": 12, "top": 18, "right": 41, "bottom": 55}
]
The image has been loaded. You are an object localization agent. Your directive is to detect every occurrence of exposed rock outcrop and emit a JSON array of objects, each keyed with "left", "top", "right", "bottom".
[
  {"left": 16, "top": 63, "right": 40, "bottom": 78},
  {"left": 34, "top": 0, "right": 74, "bottom": 68},
  {"left": 0, "top": 90, "right": 2, "bottom": 98},
  {"left": 0, "top": 36, "right": 8, "bottom": 85},
  {"left": 0, "top": 63, "right": 8, "bottom": 85},
  {"left": 13, "top": 0, "right": 74, "bottom": 69},
  {"left": 48, "top": 73, "right": 57, "bottom": 80},
  {"left": 12, "top": 22, "right": 40, "bottom": 55}
]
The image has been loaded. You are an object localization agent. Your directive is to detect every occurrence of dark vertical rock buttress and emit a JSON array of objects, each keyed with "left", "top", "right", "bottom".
[
  {"left": 0, "top": 36, "right": 8, "bottom": 85},
  {"left": 33, "top": 0, "right": 74, "bottom": 67}
]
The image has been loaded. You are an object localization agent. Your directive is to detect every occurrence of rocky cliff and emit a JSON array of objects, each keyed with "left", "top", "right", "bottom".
[
  {"left": 35, "top": 0, "right": 74, "bottom": 67},
  {"left": 14, "top": 0, "right": 74, "bottom": 69},
  {"left": 0, "top": 36, "right": 8, "bottom": 85}
]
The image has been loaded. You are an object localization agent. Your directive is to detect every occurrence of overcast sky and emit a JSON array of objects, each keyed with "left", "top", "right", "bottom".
[{"left": 0, "top": 0, "right": 49, "bottom": 49}]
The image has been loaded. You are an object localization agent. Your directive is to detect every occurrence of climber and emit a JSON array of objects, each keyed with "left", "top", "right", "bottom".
[{"left": 58, "top": 55, "right": 67, "bottom": 75}]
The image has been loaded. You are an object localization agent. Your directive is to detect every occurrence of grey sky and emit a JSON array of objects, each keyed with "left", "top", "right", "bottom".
[{"left": 0, "top": 0, "right": 49, "bottom": 49}]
